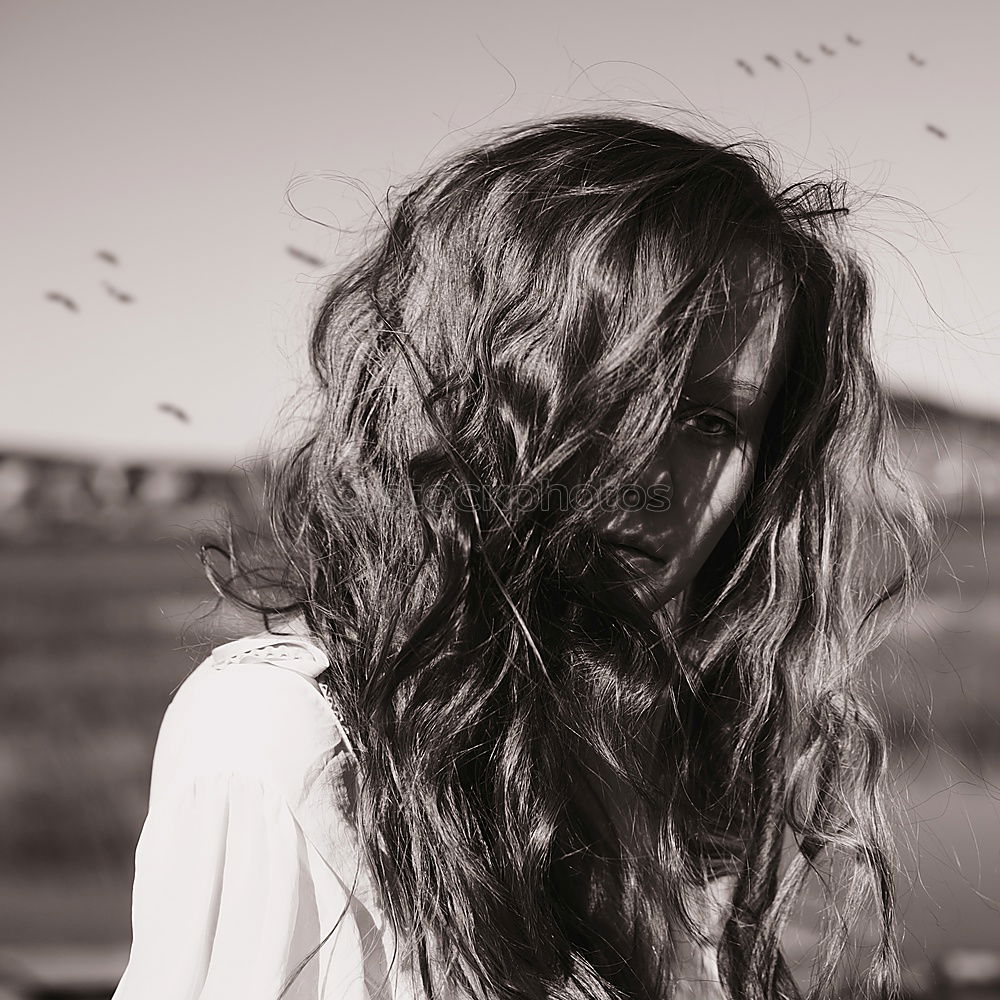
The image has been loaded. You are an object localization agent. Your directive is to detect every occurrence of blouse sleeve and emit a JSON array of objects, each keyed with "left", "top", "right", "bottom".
[{"left": 112, "top": 767, "right": 372, "bottom": 1000}]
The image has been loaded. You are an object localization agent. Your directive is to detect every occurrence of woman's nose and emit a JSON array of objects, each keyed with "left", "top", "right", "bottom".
[
  {"left": 647, "top": 469, "right": 673, "bottom": 512},
  {"left": 641, "top": 442, "right": 674, "bottom": 510}
]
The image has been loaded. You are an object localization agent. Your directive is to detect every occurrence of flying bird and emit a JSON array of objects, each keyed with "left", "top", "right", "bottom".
[
  {"left": 45, "top": 291, "right": 78, "bottom": 312},
  {"left": 104, "top": 282, "right": 134, "bottom": 303},
  {"left": 157, "top": 402, "right": 190, "bottom": 423},
  {"left": 96, "top": 250, "right": 119, "bottom": 265},
  {"left": 735, "top": 59, "right": 754, "bottom": 76},
  {"left": 286, "top": 245, "right": 326, "bottom": 268},
  {"left": 794, "top": 50, "right": 813, "bottom": 64},
  {"left": 926, "top": 123, "right": 947, "bottom": 139},
  {"left": 763, "top": 54, "right": 782, "bottom": 69},
  {"left": 819, "top": 43, "right": 836, "bottom": 56},
  {"left": 909, "top": 52, "right": 926, "bottom": 66},
  {"left": 845, "top": 34, "right": 862, "bottom": 46}
]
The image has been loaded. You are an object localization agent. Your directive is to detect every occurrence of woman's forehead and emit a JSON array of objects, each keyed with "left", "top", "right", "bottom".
[{"left": 686, "top": 292, "right": 791, "bottom": 407}]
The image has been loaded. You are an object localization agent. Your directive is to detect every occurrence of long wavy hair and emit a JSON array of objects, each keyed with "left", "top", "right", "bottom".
[{"left": 203, "top": 114, "right": 932, "bottom": 1000}]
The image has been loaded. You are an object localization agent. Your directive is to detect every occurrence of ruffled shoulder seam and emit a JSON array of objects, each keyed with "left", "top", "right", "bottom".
[
  {"left": 211, "top": 631, "right": 330, "bottom": 675},
  {"left": 209, "top": 630, "right": 358, "bottom": 765}
]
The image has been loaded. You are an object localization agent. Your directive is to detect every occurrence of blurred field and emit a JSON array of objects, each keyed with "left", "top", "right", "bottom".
[
  {"left": 0, "top": 540, "right": 238, "bottom": 945},
  {"left": 874, "top": 514, "right": 1000, "bottom": 973},
  {"left": 0, "top": 457, "right": 998, "bottom": 994},
  {"left": 1, "top": 522, "right": 998, "bottom": 943}
]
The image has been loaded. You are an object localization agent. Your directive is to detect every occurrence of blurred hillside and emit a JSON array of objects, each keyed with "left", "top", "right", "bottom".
[
  {"left": 891, "top": 394, "right": 1000, "bottom": 518},
  {"left": 0, "top": 392, "right": 998, "bottom": 996},
  {"left": 0, "top": 451, "right": 263, "bottom": 546},
  {"left": 1, "top": 391, "right": 998, "bottom": 547}
]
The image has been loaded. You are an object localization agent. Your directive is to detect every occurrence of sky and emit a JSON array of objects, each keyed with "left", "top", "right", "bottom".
[{"left": 3, "top": 0, "right": 999, "bottom": 466}]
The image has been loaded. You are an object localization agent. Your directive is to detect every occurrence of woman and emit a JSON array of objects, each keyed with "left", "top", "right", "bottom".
[{"left": 113, "top": 113, "right": 930, "bottom": 1000}]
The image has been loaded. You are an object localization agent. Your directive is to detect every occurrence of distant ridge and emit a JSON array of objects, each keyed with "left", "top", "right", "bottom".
[{"left": 1, "top": 390, "right": 998, "bottom": 543}]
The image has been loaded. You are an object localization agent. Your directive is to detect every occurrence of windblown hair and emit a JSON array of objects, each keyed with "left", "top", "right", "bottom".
[{"left": 203, "top": 114, "right": 932, "bottom": 1000}]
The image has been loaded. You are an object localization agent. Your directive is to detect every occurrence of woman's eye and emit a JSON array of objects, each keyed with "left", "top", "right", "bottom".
[{"left": 680, "top": 410, "right": 738, "bottom": 439}]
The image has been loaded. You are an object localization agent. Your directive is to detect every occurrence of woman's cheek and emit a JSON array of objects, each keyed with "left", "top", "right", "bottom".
[
  {"left": 683, "top": 449, "right": 755, "bottom": 571},
  {"left": 696, "top": 447, "right": 750, "bottom": 524},
  {"left": 723, "top": 442, "right": 758, "bottom": 509}
]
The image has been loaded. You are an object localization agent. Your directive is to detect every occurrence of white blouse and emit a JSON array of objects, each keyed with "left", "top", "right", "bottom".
[
  {"left": 113, "top": 623, "right": 731, "bottom": 1000},
  {"left": 112, "top": 623, "right": 421, "bottom": 1000}
]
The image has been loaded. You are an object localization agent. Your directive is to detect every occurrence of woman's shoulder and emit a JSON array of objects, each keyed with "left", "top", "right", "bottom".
[{"left": 150, "top": 620, "right": 354, "bottom": 811}]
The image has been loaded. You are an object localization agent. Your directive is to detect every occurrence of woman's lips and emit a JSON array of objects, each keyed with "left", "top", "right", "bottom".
[{"left": 608, "top": 541, "right": 667, "bottom": 566}]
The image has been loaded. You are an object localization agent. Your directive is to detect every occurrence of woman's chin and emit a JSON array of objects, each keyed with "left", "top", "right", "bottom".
[{"left": 628, "top": 566, "right": 681, "bottom": 613}]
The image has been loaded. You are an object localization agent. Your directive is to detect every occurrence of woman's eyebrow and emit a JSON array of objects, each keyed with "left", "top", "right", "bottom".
[{"left": 686, "top": 372, "right": 764, "bottom": 399}]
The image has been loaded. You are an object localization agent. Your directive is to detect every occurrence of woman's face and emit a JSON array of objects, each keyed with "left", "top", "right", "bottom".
[{"left": 597, "top": 274, "right": 791, "bottom": 611}]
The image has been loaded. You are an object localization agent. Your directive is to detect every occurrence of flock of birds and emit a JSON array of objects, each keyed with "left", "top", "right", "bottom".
[
  {"left": 45, "top": 250, "right": 133, "bottom": 314},
  {"left": 43, "top": 36, "right": 946, "bottom": 428},
  {"left": 735, "top": 34, "right": 946, "bottom": 140},
  {"left": 43, "top": 246, "right": 326, "bottom": 426}
]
